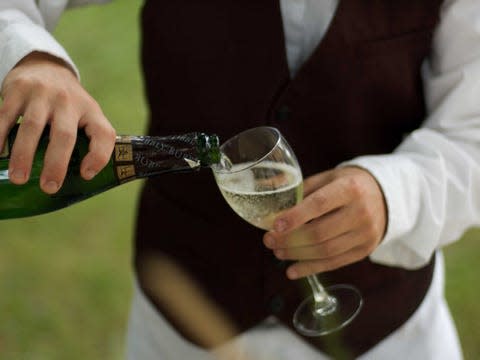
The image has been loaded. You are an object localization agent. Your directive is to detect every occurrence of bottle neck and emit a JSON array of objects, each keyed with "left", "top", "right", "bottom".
[{"left": 112, "top": 133, "right": 220, "bottom": 183}]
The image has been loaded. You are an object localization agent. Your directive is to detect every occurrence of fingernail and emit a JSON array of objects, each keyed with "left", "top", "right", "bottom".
[
  {"left": 287, "top": 268, "right": 298, "bottom": 280},
  {"left": 43, "top": 180, "right": 59, "bottom": 194},
  {"left": 274, "top": 219, "right": 287, "bottom": 232},
  {"left": 10, "top": 169, "right": 25, "bottom": 182},
  {"left": 84, "top": 169, "right": 96, "bottom": 180},
  {"left": 264, "top": 235, "right": 275, "bottom": 248}
]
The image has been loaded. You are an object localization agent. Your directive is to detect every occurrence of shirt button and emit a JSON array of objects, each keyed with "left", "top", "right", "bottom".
[
  {"left": 275, "top": 105, "right": 291, "bottom": 121},
  {"left": 268, "top": 295, "right": 285, "bottom": 314}
]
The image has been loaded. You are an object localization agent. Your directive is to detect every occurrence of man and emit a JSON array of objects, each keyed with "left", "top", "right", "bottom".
[{"left": 1, "top": 0, "right": 479, "bottom": 358}]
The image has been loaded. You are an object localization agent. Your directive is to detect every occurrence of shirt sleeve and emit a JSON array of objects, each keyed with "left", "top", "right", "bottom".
[
  {"left": 341, "top": 0, "right": 480, "bottom": 269},
  {"left": 0, "top": 0, "right": 79, "bottom": 87}
]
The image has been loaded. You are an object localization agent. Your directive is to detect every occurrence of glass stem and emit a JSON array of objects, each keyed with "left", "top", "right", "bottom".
[{"left": 306, "top": 275, "right": 337, "bottom": 317}]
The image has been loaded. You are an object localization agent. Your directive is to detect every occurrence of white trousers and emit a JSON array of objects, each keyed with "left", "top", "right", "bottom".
[{"left": 126, "top": 253, "right": 462, "bottom": 360}]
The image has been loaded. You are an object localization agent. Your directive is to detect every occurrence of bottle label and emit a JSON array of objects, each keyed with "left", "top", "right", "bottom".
[
  {"left": 0, "top": 138, "right": 9, "bottom": 159},
  {"left": 112, "top": 133, "right": 207, "bottom": 180},
  {"left": 115, "top": 143, "right": 133, "bottom": 162},
  {"left": 116, "top": 164, "right": 136, "bottom": 182},
  {"left": 114, "top": 136, "right": 136, "bottom": 183}
]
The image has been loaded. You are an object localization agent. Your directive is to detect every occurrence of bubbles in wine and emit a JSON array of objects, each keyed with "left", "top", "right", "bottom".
[{"left": 216, "top": 161, "right": 303, "bottom": 230}]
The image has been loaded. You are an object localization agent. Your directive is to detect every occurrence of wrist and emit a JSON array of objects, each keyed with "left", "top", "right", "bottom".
[{"left": 15, "top": 51, "right": 78, "bottom": 79}]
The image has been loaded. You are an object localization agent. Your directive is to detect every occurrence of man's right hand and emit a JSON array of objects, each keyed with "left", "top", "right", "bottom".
[{"left": 0, "top": 51, "right": 116, "bottom": 194}]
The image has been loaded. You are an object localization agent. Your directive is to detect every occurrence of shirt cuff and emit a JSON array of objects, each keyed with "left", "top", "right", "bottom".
[
  {"left": 0, "top": 10, "right": 79, "bottom": 88},
  {"left": 339, "top": 154, "right": 433, "bottom": 269}
]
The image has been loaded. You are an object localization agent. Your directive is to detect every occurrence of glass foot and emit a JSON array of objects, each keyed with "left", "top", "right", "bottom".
[{"left": 293, "top": 284, "right": 363, "bottom": 337}]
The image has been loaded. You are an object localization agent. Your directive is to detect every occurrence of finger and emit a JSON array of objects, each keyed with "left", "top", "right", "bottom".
[
  {"left": 8, "top": 100, "right": 49, "bottom": 184},
  {"left": 266, "top": 205, "right": 356, "bottom": 249},
  {"left": 302, "top": 171, "right": 332, "bottom": 197},
  {"left": 285, "top": 244, "right": 367, "bottom": 279},
  {"left": 39, "top": 114, "right": 77, "bottom": 194},
  {"left": 0, "top": 91, "right": 25, "bottom": 151},
  {"left": 274, "top": 230, "right": 360, "bottom": 261},
  {"left": 80, "top": 113, "right": 116, "bottom": 180},
  {"left": 272, "top": 178, "right": 350, "bottom": 233}
]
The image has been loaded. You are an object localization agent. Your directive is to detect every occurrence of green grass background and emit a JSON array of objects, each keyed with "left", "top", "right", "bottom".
[{"left": 0, "top": 1, "right": 479, "bottom": 359}]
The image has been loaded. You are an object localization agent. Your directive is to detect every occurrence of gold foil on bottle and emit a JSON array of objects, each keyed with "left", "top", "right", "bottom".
[
  {"left": 116, "top": 135, "right": 134, "bottom": 143},
  {"left": 115, "top": 143, "right": 133, "bottom": 162},
  {"left": 116, "top": 165, "right": 136, "bottom": 182},
  {"left": 0, "top": 138, "right": 9, "bottom": 159}
]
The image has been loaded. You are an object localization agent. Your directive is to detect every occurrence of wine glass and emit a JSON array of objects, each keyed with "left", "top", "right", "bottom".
[{"left": 212, "top": 126, "right": 363, "bottom": 336}]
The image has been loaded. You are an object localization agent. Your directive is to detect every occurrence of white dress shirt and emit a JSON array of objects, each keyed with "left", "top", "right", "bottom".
[{"left": 1, "top": 0, "right": 478, "bottom": 358}]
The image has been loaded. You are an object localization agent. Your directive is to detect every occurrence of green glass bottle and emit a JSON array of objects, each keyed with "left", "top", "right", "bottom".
[{"left": 0, "top": 124, "right": 221, "bottom": 219}]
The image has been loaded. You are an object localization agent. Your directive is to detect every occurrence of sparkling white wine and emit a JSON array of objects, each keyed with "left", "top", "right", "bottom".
[{"left": 216, "top": 162, "right": 303, "bottom": 230}]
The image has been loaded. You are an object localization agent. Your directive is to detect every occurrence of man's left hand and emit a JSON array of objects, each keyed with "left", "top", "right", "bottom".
[{"left": 263, "top": 166, "right": 387, "bottom": 279}]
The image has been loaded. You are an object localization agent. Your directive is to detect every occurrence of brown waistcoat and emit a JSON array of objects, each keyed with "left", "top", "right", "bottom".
[{"left": 136, "top": 1, "right": 443, "bottom": 357}]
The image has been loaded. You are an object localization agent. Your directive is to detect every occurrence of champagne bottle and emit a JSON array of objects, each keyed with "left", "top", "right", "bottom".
[{"left": 0, "top": 124, "right": 221, "bottom": 219}]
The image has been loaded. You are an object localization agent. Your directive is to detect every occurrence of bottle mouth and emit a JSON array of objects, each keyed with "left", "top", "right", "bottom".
[
  {"left": 198, "top": 133, "right": 221, "bottom": 166},
  {"left": 212, "top": 126, "right": 281, "bottom": 174}
]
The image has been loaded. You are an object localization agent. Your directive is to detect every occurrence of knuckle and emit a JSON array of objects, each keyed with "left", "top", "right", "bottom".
[
  {"left": 92, "top": 151, "right": 112, "bottom": 167},
  {"left": 12, "top": 76, "right": 47, "bottom": 94},
  {"left": 357, "top": 202, "right": 372, "bottom": 220},
  {"left": 21, "top": 118, "right": 44, "bottom": 133},
  {"left": 54, "top": 88, "right": 71, "bottom": 104},
  {"left": 321, "top": 241, "right": 336, "bottom": 258},
  {"left": 310, "top": 191, "right": 327, "bottom": 211},
  {"left": 82, "top": 95, "right": 102, "bottom": 113},
  {"left": 11, "top": 76, "right": 30, "bottom": 90},
  {"left": 32, "top": 80, "right": 48, "bottom": 95},
  {"left": 312, "top": 227, "right": 325, "bottom": 243},
  {"left": 102, "top": 124, "right": 117, "bottom": 143},
  {"left": 345, "top": 176, "right": 364, "bottom": 197},
  {"left": 89, "top": 118, "right": 116, "bottom": 140},
  {"left": 54, "top": 127, "right": 76, "bottom": 144}
]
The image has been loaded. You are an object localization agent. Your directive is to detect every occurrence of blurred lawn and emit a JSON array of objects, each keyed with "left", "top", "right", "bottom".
[
  {"left": 0, "top": 1, "right": 479, "bottom": 359},
  {"left": 0, "top": 1, "right": 145, "bottom": 359}
]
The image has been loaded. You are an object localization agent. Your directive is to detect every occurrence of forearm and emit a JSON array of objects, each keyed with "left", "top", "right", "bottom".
[{"left": 0, "top": 0, "right": 78, "bottom": 86}]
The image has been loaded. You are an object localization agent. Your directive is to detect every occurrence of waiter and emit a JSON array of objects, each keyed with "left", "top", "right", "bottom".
[{"left": 1, "top": 1, "right": 479, "bottom": 359}]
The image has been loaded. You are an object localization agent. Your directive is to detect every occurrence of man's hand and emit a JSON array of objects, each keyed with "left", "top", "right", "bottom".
[
  {"left": 263, "top": 166, "right": 387, "bottom": 279},
  {"left": 0, "top": 51, "right": 116, "bottom": 194}
]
